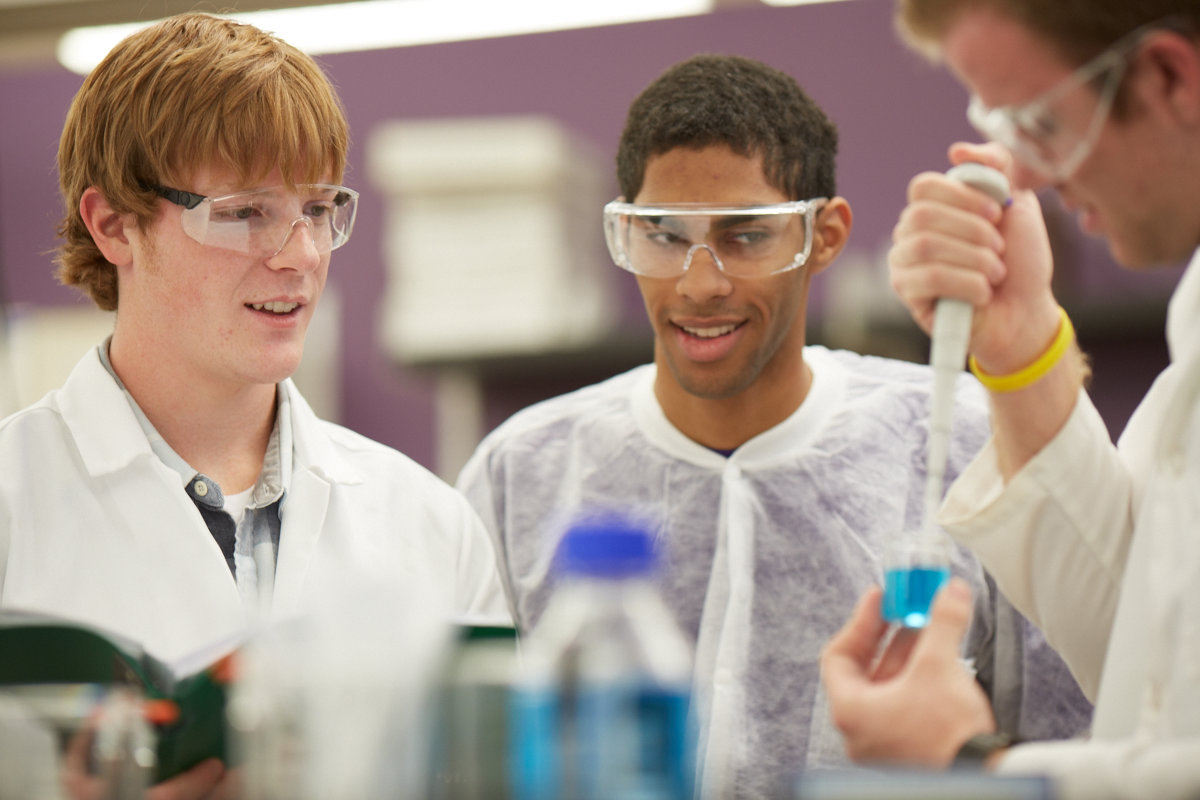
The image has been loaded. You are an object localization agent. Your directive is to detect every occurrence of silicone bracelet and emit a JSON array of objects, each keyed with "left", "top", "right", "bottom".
[{"left": 968, "top": 307, "right": 1074, "bottom": 393}]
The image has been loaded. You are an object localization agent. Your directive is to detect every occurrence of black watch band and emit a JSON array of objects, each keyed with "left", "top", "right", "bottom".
[{"left": 954, "top": 731, "right": 1017, "bottom": 768}]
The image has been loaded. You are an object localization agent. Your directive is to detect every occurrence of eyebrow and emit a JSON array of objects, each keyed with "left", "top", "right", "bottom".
[
  {"left": 711, "top": 213, "right": 771, "bottom": 230},
  {"left": 639, "top": 212, "right": 773, "bottom": 227}
]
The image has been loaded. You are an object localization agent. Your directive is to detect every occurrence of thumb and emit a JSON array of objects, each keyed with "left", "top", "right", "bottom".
[
  {"left": 948, "top": 141, "right": 1013, "bottom": 175},
  {"left": 911, "top": 577, "right": 974, "bottom": 666}
]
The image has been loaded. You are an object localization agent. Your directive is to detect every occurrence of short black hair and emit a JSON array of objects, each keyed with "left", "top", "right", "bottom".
[{"left": 616, "top": 54, "right": 838, "bottom": 202}]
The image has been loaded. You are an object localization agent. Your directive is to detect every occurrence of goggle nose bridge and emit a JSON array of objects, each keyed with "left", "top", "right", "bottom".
[
  {"left": 270, "top": 215, "right": 317, "bottom": 258},
  {"left": 680, "top": 242, "right": 727, "bottom": 275}
]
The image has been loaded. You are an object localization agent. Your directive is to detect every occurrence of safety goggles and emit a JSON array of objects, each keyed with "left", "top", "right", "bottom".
[
  {"left": 966, "top": 21, "right": 1167, "bottom": 182},
  {"left": 603, "top": 199, "right": 826, "bottom": 279},
  {"left": 147, "top": 183, "right": 359, "bottom": 257}
]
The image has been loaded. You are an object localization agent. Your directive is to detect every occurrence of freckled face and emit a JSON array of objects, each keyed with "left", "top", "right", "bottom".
[{"left": 120, "top": 165, "right": 331, "bottom": 390}]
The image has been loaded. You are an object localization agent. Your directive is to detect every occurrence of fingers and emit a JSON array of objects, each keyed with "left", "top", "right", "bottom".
[
  {"left": 863, "top": 579, "right": 973, "bottom": 683},
  {"left": 889, "top": 166, "right": 1010, "bottom": 333},
  {"left": 211, "top": 765, "right": 243, "bottom": 800},
  {"left": 61, "top": 722, "right": 104, "bottom": 800},
  {"left": 906, "top": 170, "right": 1007, "bottom": 226},
  {"left": 895, "top": 187, "right": 1007, "bottom": 252},
  {"left": 145, "top": 758, "right": 226, "bottom": 800},
  {"left": 888, "top": 233, "right": 1003, "bottom": 307},
  {"left": 948, "top": 141, "right": 1013, "bottom": 175},
  {"left": 910, "top": 578, "right": 975, "bottom": 670},
  {"left": 869, "top": 626, "right": 919, "bottom": 682},
  {"left": 823, "top": 576, "right": 998, "bottom": 769},
  {"left": 62, "top": 722, "right": 96, "bottom": 770}
]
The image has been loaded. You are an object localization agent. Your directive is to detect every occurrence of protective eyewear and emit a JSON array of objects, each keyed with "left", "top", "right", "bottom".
[
  {"left": 147, "top": 183, "right": 359, "bottom": 257},
  {"left": 603, "top": 199, "right": 827, "bottom": 279},
  {"left": 966, "top": 21, "right": 1164, "bottom": 182}
]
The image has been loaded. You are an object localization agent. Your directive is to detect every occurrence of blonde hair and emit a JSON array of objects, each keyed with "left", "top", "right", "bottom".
[
  {"left": 896, "top": 0, "right": 1199, "bottom": 65},
  {"left": 56, "top": 13, "right": 350, "bottom": 310}
]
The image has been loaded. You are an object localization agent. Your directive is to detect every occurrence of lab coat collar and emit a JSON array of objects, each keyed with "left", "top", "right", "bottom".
[
  {"left": 59, "top": 349, "right": 158, "bottom": 477},
  {"left": 54, "top": 347, "right": 367, "bottom": 624},
  {"left": 97, "top": 338, "right": 289, "bottom": 504},
  {"left": 1165, "top": 247, "right": 1200, "bottom": 367},
  {"left": 279, "top": 378, "right": 364, "bottom": 487},
  {"left": 59, "top": 348, "right": 363, "bottom": 488},
  {"left": 96, "top": 337, "right": 192, "bottom": 485}
]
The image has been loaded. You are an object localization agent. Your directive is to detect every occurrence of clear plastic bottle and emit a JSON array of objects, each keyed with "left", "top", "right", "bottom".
[{"left": 510, "top": 515, "right": 695, "bottom": 800}]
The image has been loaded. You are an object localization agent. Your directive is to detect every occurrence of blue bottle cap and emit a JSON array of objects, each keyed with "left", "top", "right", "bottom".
[{"left": 556, "top": 516, "right": 659, "bottom": 577}]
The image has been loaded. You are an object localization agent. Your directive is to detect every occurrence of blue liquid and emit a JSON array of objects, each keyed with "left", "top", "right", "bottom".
[
  {"left": 882, "top": 566, "right": 950, "bottom": 628},
  {"left": 510, "top": 684, "right": 693, "bottom": 800}
]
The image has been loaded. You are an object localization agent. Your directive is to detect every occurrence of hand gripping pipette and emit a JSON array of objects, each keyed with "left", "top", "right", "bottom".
[{"left": 882, "top": 162, "right": 1012, "bottom": 628}]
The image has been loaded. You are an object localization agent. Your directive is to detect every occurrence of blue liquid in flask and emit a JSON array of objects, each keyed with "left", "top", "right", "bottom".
[{"left": 882, "top": 566, "right": 950, "bottom": 628}]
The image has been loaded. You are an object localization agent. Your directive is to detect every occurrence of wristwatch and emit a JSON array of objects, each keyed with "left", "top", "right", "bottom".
[{"left": 954, "top": 731, "right": 1017, "bottom": 768}]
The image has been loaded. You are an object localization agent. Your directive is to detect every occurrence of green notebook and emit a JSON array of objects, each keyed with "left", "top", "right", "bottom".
[{"left": 0, "top": 610, "right": 237, "bottom": 783}]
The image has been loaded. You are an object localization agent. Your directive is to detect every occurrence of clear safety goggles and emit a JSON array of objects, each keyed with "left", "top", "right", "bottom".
[
  {"left": 147, "top": 183, "right": 359, "bottom": 257},
  {"left": 603, "top": 199, "right": 826, "bottom": 279},
  {"left": 965, "top": 22, "right": 1163, "bottom": 182}
]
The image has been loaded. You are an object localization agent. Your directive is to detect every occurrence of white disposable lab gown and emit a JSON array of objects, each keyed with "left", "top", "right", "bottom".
[
  {"left": 0, "top": 348, "right": 509, "bottom": 665},
  {"left": 458, "top": 345, "right": 1091, "bottom": 799},
  {"left": 942, "top": 248, "right": 1200, "bottom": 799}
]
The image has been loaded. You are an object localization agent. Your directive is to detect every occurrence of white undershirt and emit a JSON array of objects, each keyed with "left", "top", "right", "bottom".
[{"left": 223, "top": 485, "right": 255, "bottom": 526}]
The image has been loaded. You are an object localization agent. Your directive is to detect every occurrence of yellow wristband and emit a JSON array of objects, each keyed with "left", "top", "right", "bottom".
[{"left": 968, "top": 307, "right": 1074, "bottom": 393}]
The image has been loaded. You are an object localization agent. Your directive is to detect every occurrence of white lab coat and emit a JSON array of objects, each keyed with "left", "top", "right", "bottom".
[
  {"left": 459, "top": 346, "right": 1091, "bottom": 799},
  {"left": 941, "top": 249, "right": 1200, "bottom": 799},
  {"left": 0, "top": 348, "right": 509, "bottom": 665}
]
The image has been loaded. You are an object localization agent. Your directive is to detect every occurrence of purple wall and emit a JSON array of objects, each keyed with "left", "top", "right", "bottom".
[{"left": 0, "top": 0, "right": 1177, "bottom": 466}]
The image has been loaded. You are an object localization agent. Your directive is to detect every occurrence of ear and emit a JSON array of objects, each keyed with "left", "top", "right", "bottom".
[
  {"left": 1139, "top": 31, "right": 1200, "bottom": 127},
  {"left": 80, "top": 187, "right": 136, "bottom": 267},
  {"left": 806, "top": 196, "right": 852, "bottom": 277}
]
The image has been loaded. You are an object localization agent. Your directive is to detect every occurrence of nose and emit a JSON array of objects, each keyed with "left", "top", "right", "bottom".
[
  {"left": 676, "top": 243, "right": 733, "bottom": 301},
  {"left": 268, "top": 217, "right": 322, "bottom": 272}
]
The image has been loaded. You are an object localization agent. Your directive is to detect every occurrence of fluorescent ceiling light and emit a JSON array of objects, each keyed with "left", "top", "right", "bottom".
[
  {"left": 760, "top": 0, "right": 860, "bottom": 5},
  {"left": 58, "top": 0, "right": 713, "bottom": 75}
]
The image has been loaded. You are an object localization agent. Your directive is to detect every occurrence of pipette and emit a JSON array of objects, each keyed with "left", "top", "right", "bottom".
[{"left": 882, "top": 162, "right": 1011, "bottom": 628}]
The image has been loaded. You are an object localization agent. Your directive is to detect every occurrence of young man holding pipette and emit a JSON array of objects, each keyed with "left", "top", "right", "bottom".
[
  {"left": 457, "top": 53, "right": 1090, "bottom": 799},
  {"left": 821, "top": 2, "right": 1200, "bottom": 797}
]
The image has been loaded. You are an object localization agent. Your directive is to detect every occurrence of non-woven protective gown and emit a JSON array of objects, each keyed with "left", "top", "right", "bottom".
[{"left": 457, "top": 345, "right": 1093, "bottom": 799}]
